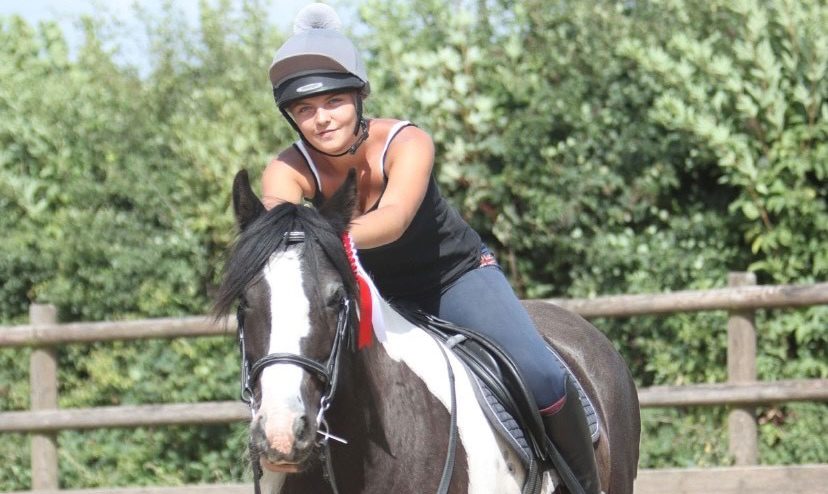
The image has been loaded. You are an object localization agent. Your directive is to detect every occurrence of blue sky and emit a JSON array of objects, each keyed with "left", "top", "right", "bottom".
[
  {"left": 0, "top": 1, "right": 352, "bottom": 70},
  {"left": 0, "top": 0, "right": 312, "bottom": 28}
]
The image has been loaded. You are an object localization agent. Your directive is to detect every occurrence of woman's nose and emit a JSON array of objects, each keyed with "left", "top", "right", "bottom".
[{"left": 314, "top": 108, "right": 331, "bottom": 126}]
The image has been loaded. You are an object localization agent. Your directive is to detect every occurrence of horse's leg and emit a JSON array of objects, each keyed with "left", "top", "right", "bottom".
[{"left": 523, "top": 300, "right": 641, "bottom": 494}]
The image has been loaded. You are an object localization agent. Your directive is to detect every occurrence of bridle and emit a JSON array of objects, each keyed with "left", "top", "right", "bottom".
[
  {"left": 235, "top": 231, "right": 459, "bottom": 494},
  {"left": 236, "top": 231, "right": 352, "bottom": 494}
]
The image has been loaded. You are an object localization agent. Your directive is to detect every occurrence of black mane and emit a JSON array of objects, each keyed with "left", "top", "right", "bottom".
[{"left": 213, "top": 202, "right": 357, "bottom": 319}]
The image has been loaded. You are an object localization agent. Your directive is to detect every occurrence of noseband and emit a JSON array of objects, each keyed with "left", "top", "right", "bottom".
[
  {"left": 236, "top": 231, "right": 352, "bottom": 494},
  {"left": 235, "top": 231, "right": 459, "bottom": 494}
]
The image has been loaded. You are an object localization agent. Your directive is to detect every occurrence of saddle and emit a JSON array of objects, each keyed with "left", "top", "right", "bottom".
[{"left": 396, "top": 307, "right": 599, "bottom": 494}]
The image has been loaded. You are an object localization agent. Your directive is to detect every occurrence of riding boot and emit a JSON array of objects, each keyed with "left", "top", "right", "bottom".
[{"left": 541, "top": 375, "right": 601, "bottom": 494}]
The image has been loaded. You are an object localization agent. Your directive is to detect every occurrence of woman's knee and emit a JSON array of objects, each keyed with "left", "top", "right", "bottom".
[{"left": 526, "top": 360, "right": 568, "bottom": 409}]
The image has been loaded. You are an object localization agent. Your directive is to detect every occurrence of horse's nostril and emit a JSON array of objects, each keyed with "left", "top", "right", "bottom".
[
  {"left": 293, "top": 415, "right": 309, "bottom": 442},
  {"left": 250, "top": 417, "right": 268, "bottom": 449}
]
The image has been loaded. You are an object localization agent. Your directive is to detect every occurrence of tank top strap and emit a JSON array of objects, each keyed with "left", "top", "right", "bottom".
[
  {"left": 293, "top": 141, "right": 323, "bottom": 202},
  {"left": 379, "top": 120, "right": 414, "bottom": 179}
]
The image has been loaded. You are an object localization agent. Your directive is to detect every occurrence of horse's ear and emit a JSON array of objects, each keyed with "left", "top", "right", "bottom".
[
  {"left": 232, "top": 169, "right": 265, "bottom": 231},
  {"left": 318, "top": 168, "right": 357, "bottom": 234}
]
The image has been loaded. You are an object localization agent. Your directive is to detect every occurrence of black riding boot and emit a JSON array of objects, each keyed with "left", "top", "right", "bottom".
[{"left": 541, "top": 376, "right": 601, "bottom": 494}]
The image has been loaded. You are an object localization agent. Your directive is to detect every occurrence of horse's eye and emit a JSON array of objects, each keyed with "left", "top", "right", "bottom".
[{"left": 326, "top": 289, "right": 345, "bottom": 308}]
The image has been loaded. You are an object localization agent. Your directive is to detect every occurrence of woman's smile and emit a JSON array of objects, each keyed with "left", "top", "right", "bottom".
[{"left": 316, "top": 127, "right": 339, "bottom": 138}]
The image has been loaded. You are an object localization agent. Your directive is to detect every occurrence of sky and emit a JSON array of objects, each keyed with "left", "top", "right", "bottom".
[
  {"left": 0, "top": 0, "right": 345, "bottom": 71},
  {"left": 0, "top": 0, "right": 313, "bottom": 28}
]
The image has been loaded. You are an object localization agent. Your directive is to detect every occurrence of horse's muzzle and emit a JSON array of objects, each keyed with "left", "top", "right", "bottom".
[
  {"left": 260, "top": 458, "right": 304, "bottom": 473},
  {"left": 251, "top": 410, "right": 316, "bottom": 466}
]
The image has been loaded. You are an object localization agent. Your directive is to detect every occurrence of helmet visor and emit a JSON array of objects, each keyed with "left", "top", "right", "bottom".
[{"left": 274, "top": 72, "right": 365, "bottom": 108}]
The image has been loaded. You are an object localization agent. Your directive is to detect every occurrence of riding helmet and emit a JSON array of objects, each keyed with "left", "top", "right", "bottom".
[{"left": 270, "top": 3, "right": 370, "bottom": 108}]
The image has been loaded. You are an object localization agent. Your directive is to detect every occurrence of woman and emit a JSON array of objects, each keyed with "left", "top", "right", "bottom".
[{"left": 261, "top": 4, "right": 600, "bottom": 493}]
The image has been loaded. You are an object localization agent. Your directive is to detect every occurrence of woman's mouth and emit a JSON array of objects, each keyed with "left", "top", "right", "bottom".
[{"left": 316, "top": 128, "right": 338, "bottom": 138}]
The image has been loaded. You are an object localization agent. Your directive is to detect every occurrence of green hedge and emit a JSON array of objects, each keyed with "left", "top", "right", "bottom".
[{"left": 1, "top": 0, "right": 825, "bottom": 489}]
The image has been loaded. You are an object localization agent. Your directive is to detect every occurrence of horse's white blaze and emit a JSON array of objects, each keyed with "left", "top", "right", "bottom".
[
  {"left": 257, "top": 249, "right": 310, "bottom": 450},
  {"left": 376, "top": 300, "right": 525, "bottom": 493}
]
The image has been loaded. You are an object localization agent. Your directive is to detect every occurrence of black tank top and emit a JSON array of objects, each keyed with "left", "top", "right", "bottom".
[{"left": 295, "top": 121, "right": 481, "bottom": 300}]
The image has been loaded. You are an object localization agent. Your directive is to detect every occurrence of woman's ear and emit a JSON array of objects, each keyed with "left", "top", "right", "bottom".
[
  {"left": 318, "top": 168, "right": 357, "bottom": 234},
  {"left": 232, "top": 170, "right": 265, "bottom": 231}
]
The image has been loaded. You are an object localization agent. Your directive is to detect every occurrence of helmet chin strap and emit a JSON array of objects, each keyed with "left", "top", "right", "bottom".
[{"left": 312, "top": 118, "right": 369, "bottom": 157}]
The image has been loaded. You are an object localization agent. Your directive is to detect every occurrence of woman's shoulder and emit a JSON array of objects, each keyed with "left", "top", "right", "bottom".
[
  {"left": 369, "top": 118, "right": 418, "bottom": 136},
  {"left": 262, "top": 146, "right": 316, "bottom": 203},
  {"left": 368, "top": 118, "right": 430, "bottom": 146},
  {"left": 265, "top": 145, "right": 306, "bottom": 176}
]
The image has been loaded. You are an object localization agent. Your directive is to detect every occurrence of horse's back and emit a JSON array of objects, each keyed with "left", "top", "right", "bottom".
[{"left": 522, "top": 300, "right": 640, "bottom": 494}]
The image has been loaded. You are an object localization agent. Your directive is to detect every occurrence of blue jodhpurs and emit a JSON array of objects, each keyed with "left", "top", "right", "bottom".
[{"left": 406, "top": 259, "right": 567, "bottom": 410}]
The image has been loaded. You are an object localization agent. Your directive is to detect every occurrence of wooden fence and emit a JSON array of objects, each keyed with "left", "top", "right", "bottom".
[{"left": 1, "top": 273, "right": 827, "bottom": 494}]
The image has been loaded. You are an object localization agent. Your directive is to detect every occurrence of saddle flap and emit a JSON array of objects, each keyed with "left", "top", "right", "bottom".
[{"left": 466, "top": 345, "right": 601, "bottom": 470}]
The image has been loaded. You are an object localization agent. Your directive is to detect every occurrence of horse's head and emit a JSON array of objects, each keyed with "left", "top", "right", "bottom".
[{"left": 214, "top": 169, "right": 358, "bottom": 473}]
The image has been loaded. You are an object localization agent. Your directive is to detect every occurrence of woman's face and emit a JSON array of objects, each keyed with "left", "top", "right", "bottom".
[{"left": 288, "top": 91, "right": 358, "bottom": 155}]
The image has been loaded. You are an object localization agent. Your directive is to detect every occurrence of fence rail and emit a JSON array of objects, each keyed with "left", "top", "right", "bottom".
[
  {"left": 4, "top": 378, "right": 828, "bottom": 434},
  {"left": 543, "top": 281, "right": 828, "bottom": 317},
  {"left": 2, "top": 275, "right": 827, "bottom": 493}
]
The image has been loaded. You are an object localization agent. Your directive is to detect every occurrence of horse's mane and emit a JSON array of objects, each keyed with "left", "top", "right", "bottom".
[{"left": 213, "top": 202, "right": 357, "bottom": 320}]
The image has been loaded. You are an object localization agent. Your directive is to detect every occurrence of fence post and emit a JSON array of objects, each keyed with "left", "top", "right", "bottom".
[
  {"left": 727, "top": 272, "right": 758, "bottom": 465},
  {"left": 29, "top": 303, "right": 59, "bottom": 490}
]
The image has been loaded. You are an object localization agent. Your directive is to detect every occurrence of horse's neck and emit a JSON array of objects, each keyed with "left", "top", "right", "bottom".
[
  {"left": 316, "top": 299, "right": 458, "bottom": 492},
  {"left": 343, "top": 298, "right": 451, "bottom": 406},
  {"left": 343, "top": 298, "right": 468, "bottom": 441}
]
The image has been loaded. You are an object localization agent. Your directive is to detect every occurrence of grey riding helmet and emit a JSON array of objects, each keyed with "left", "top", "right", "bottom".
[{"left": 270, "top": 4, "right": 370, "bottom": 155}]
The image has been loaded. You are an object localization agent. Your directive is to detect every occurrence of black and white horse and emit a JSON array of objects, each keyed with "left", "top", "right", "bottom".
[{"left": 214, "top": 170, "right": 640, "bottom": 493}]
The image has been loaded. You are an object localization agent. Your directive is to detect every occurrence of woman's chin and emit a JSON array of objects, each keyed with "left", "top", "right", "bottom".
[
  {"left": 314, "top": 141, "right": 349, "bottom": 154},
  {"left": 305, "top": 131, "right": 353, "bottom": 155}
]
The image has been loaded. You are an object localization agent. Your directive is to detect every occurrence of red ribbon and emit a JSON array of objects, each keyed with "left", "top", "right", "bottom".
[{"left": 342, "top": 233, "right": 373, "bottom": 349}]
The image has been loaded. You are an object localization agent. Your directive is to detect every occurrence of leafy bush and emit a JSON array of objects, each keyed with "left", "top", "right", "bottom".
[{"left": 1, "top": 0, "right": 826, "bottom": 489}]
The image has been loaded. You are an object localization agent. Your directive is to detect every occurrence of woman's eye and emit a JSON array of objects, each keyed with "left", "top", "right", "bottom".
[
  {"left": 291, "top": 104, "right": 311, "bottom": 116},
  {"left": 328, "top": 97, "right": 345, "bottom": 107}
]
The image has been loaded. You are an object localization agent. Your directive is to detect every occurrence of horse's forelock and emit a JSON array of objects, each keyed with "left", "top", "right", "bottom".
[{"left": 212, "top": 203, "right": 357, "bottom": 321}]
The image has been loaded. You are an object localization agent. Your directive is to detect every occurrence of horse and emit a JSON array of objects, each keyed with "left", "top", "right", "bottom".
[{"left": 213, "top": 169, "right": 640, "bottom": 494}]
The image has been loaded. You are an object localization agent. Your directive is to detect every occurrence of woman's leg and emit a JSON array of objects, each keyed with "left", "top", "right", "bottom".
[
  {"left": 434, "top": 262, "right": 601, "bottom": 493},
  {"left": 435, "top": 264, "right": 566, "bottom": 409}
]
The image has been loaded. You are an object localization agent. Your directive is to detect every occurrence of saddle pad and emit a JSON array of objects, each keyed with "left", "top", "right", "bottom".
[
  {"left": 468, "top": 346, "right": 600, "bottom": 469},
  {"left": 471, "top": 375, "right": 533, "bottom": 466}
]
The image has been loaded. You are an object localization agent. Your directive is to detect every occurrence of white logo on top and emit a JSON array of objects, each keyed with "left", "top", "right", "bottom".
[{"left": 296, "top": 82, "right": 324, "bottom": 93}]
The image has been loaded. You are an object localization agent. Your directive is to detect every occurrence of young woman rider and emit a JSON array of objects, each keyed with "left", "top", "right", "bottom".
[{"left": 260, "top": 4, "right": 600, "bottom": 493}]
